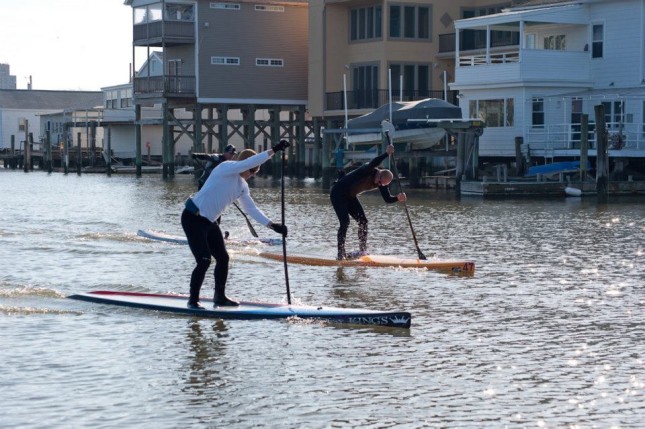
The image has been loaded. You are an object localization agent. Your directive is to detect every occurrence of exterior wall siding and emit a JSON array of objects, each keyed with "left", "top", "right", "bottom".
[
  {"left": 1, "top": 108, "right": 58, "bottom": 150},
  {"left": 589, "top": 0, "right": 643, "bottom": 89},
  {"left": 165, "top": 45, "right": 196, "bottom": 75},
  {"left": 197, "top": 2, "right": 308, "bottom": 103},
  {"left": 308, "top": 0, "right": 509, "bottom": 117}
]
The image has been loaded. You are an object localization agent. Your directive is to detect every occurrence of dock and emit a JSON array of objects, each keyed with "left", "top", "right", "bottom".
[{"left": 460, "top": 177, "right": 645, "bottom": 197}]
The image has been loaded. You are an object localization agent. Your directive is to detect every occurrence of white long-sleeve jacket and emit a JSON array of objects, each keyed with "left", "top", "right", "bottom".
[{"left": 190, "top": 150, "right": 272, "bottom": 227}]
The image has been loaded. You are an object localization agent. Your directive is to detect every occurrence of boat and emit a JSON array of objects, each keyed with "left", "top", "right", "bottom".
[
  {"left": 346, "top": 98, "right": 464, "bottom": 149},
  {"left": 68, "top": 290, "right": 411, "bottom": 328},
  {"left": 564, "top": 186, "right": 582, "bottom": 197},
  {"left": 257, "top": 251, "right": 475, "bottom": 275},
  {"left": 175, "top": 165, "right": 195, "bottom": 174},
  {"left": 525, "top": 161, "right": 591, "bottom": 178}
]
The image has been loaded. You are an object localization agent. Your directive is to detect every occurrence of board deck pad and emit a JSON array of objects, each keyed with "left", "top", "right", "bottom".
[
  {"left": 68, "top": 291, "right": 411, "bottom": 329},
  {"left": 137, "top": 229, "right": 282, "bottom": 246},
  {"left": 258, "top": 252, "right": 475, "bottom": 274}
]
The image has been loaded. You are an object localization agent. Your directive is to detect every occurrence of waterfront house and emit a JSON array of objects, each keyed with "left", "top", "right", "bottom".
[
  {"left": 124, "top": 0, "right": 310, "bottom": 176},
  {"left": 100, "top": 51, "right": 303, "bottom": 168},
  {"left": 307, "top": 0, "right": 522, "bottom": 184},
  {"left": 0, "top": 89, "right": 102, "bottom": 156},
  {"left": 451, "top": 0, "right": 645, "bottom": 177}
]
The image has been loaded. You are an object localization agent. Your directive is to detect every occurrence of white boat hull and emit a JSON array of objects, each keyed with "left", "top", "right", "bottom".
[{"left": 347, "top": 127, "right": 447, "bottom": 150}]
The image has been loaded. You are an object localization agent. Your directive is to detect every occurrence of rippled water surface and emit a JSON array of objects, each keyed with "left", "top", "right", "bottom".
[{"left": 1, "top": 169, "right": 643, "bottom": 428}]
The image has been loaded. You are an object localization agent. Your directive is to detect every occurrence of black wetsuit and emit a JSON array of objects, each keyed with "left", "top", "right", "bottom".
[
  {"left": 197, "top": 154, "right": 226, "bottom": 190},
  {"left": 329, "top": 152, "right": 398, "bottom": 259}
]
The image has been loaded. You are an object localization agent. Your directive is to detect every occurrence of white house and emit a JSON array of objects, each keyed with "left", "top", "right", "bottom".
[
  {"left": 451, "top": 0, "right": 645, "bottom": 168},
  {"left": 1, "top": 89, "right": 103, "bottom": 151}
]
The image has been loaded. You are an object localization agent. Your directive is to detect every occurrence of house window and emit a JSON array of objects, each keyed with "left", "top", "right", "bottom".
[
  {"left": 525, "top": 33, "right": 536, "bottom": 49},
  {"left": 351, "top": 65, "right": 379, "bottom": 108},
  {"left": 389, "top": 5, "right": 431, "bottom": 39},
  {"left": 119, "top": 89, "right": 132, "bottom": 109},
  {"left": 256, "top": 58, "right": 284, "bottom": 67},
  {"left": 134, "top": 4, "right": 162, "bottom": 24},
  {"left": 544, "top": 34, "right": 566, "bottom": 50},
  {"left": 461, "top": 7, "right": 517, "bottom": 50},
  {"left": 469, "top": 98, "right": 514, "bottom": 128},
  {"left": 532, "top": 98, "right": 544, "bottom": 128},
  {"left": 602, "top": 101, "right": 623, "bottom": 129},
  {"left": 211, "top": 3, "right": 240, "bottom": 10},
  {"left": 211, "top": 56, "right": 240, "bottom": 65},
  {"left": 255, "top": 5, "right": 284, "bottom": 12},
  {"left": 390, "top": 63, "right": 431, "bottom": 99},
  {"left": 592, "top": 24, "right": 603, "bottom": 58},
  {"left": 350, "top": 6, "right": 382, "bottom": 41},
  {"left": 165, "top": 3, "right": 194, "bottom": 21}
]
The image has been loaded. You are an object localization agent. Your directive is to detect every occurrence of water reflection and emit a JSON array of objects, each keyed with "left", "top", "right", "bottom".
[{"left": 183, "top": 319, "right": 229, "bottom": 398}]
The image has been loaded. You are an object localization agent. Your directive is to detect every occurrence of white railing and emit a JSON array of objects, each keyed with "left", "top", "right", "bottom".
[
  {"left": 459, "top": 50, "right": 520, "bottom": 66},
  {"left": 525, "top": 122, "right": 645, "bottom": 151}
]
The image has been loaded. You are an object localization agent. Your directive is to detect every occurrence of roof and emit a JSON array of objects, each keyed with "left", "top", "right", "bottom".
[
  {"left": 512, "top": 0, "right": 584, "bottom": 7},
  {"left": 550, "top": 87, "right": 645, "bottom": 100},
  {"left": 455, "top": 2, "right": 588, "bottom": 29},
  {"left": 0, "top": 89, "right": 103, "bottom": 110}
]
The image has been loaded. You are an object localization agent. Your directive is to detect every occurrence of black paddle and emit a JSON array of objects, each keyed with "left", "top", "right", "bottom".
[
  {"left": 280, "top": 147, "right": 292, "bottom": 304},
  {"left": 232, "top": 202, "right": 259, "bottom": 238},
  {"left": 384, "top": 130, "right": 428, "bottom": 260}
]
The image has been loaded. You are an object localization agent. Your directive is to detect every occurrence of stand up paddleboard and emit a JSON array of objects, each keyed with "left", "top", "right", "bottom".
[
  {"left": 137, "top": 229, "right": 282, "bottom": 246},
  {"left": 68, "top": 291, "right": 411, "bottom": 329},
  {"left": 258, "top": 252, "right": 475, "bottom": 274}
]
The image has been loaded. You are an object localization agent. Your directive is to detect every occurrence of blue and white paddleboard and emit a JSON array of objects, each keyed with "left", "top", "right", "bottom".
[
  {"left": 137, "top": 229, "right": 282, "bottom": 246},
  {"left": 68, "top": 291, "right": 411, "bottom": 329}
]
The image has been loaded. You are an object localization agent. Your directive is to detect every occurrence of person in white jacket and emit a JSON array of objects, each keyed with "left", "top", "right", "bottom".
[{"left": 181, "top": 140, "right": 290, "bottom": 309}]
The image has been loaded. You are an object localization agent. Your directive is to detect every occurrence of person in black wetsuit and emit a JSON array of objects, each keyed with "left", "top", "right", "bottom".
[
  {"left": 330, "top": 144, "right": 406, "bottom": 260},
  {"left": 193, "top": 144, "right": 238, "bottom": 190}
]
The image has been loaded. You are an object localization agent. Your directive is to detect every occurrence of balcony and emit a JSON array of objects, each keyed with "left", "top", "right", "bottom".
[
  {"left": 133, "top": 20, "right": 195, "bottom": 47},
  {"left": 438, "top": 32, "right": 519, "bottom": 54},
  {"left": 455, "top": 48, "right": 591, "bottom": 86},
  {"left": 325, "top": 89, "right": 458, "bottom": 111},
  {"left": 133, "top": 75, "right": 196, "bottom": 98}
]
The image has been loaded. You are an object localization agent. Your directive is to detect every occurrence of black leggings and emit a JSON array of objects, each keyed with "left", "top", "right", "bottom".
[
  {"left": 330, "top": 192, "right": 368, "bottom": 257},
  {"left": 181, "top": 209, "right": 229, "bottom": 302}
]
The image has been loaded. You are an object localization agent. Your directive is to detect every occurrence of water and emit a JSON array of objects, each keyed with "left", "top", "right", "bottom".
[{"left": 1, "top": 169, "right": 643, "bottom": 428}]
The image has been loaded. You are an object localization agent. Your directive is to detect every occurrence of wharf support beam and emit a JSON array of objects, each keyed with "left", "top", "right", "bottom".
[{"left": 133, "top": 102, "right": 314, "bottom": 180}]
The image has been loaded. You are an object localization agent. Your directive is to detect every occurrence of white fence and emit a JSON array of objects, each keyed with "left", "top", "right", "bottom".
[{"left": 525, "top": 122, "right": 645, "bottom": 151}]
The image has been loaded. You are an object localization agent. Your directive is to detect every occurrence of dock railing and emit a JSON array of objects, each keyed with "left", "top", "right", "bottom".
[{"left": 526, "top": 122, "right": 645, "bottom": 152}]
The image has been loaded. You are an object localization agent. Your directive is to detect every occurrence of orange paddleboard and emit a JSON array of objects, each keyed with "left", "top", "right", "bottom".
[{"left": 258, "top": 252, "right": 475, "bottom": 275}]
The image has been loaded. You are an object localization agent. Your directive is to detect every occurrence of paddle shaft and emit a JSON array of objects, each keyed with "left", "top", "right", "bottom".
[
  {"left": 385, "top": 132, "right": 427, "bottom": 260},
  {"left": 232, "top": 202, "right": 259, "bottom": 238},
  {"left": 280, "top": 149, "right": 292, "bottom": 304}
]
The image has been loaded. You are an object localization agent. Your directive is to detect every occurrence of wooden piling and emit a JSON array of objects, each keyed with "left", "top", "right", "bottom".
[
  {"left": 46, "top": 129, "right": 52, "bottom": 173},
  {"left": 23, "top": 121, "right": 31, "bottom": 173},
  {"left": 77, "top": 132, "right": 82, "bottom": 175},
  {"left": 455, "top": 132, "right": 465, "bottom": 194},
  {"left": 107, "top": 126, "right": 112, "bottom": 177},
  {"left": 580, "top": 114, "right": 589, "bottom": 181},
  {"left": 594, "top": 104, "right": 608, "bottom": 199},
  {"left": 514, "top": 136, "right": 524, "bottom": 176},
  {"left": 10, "top": 135, "right": 16, "bottom": 169}
]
